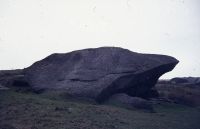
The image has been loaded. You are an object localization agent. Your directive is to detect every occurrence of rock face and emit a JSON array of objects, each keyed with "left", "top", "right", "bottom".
[{"left": 24, "top": 47, "right": 179, "bottom": 102}]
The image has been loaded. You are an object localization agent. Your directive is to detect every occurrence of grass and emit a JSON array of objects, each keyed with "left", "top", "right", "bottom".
[
  {"left": 0, "top": 89, "right": 200, "bottom": 129},
  {"left": 156, "top": 83, "right": 200, "bottom": 107}
]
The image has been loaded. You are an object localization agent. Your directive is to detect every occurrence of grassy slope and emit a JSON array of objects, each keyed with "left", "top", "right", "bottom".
[
  {"left": 0, "top": 90, "right": 200, "bottom": 129},
  {"left": 156, "top": 83, "right": 200, "bottom": 107}
]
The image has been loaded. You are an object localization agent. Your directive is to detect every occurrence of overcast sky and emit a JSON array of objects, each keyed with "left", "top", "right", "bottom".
[{"left": 0, "top": 0, "right": 200, "bottom": 78}]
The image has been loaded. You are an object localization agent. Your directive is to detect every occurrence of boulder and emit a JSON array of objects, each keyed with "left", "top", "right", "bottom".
[
  {"left": 24, "top": 47, "right": 179, "bottom": 102},
  {"left": 108, "top": 93, "right": 154, "bottom": 111}
]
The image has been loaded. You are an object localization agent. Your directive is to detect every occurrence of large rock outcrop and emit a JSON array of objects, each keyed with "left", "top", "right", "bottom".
[{"left": 24, "top": 47, "right": 179, "bottom": 102}]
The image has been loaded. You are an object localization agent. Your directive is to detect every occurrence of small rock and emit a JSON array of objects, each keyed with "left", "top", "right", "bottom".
[
  {"left": 109, "top": 93, "right": 155, "bottom": 112},
  {"left": 55, "top": 107, "right": 73, "bottom": 113}
]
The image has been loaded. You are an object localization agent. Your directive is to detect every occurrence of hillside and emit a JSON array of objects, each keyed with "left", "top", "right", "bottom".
[{"left": 0, "top": 88, "right": 200, "bottom": 129}]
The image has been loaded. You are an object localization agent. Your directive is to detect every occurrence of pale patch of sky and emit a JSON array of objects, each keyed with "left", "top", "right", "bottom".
[{"left": 0, "top": 0, "right": 200, "bottom": 78}]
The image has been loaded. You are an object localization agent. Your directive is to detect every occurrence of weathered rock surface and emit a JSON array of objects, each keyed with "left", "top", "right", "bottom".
[{"left": 24, "top": 47, "right": 179, "bottom": 102}]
